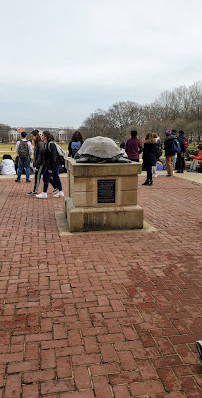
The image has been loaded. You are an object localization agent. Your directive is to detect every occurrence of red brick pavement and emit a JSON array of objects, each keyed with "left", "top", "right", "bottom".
[{"left": 0, "top": 176, "right": 201, "bottom": 397}]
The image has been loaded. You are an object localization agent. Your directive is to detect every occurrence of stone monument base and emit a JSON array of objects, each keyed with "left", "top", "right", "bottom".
[
  {"left": 64, "top": 159, "right": 143, "bottom": 233},
  {"left": 65, "top": 197, "right": 143, "bottom": 232}
]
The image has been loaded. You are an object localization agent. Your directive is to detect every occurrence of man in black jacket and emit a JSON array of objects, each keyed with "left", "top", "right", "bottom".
[{"left": 176, "top": 130, "right": 188, "bottom": 173}]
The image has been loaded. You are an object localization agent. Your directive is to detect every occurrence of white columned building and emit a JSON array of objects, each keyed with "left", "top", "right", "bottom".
[
  {"left": 9, "top": 130, "right": 21, "bottom": 142},
  {"left": 58, "top": 130, "right": 67, "bottom": 142}
]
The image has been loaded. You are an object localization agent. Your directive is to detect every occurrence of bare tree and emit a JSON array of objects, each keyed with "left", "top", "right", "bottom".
[
  {"left": 0, "top": 124, "right": 10, "bottom": 142},
  {"left": 107, "top": 101, "right": 141, "bottom": 140},
  {"left": 80, "top": 80, "right": 202, "bottom": 143},
  {"left": 80, "top": 109, "right": 118, "bottom": 140}
]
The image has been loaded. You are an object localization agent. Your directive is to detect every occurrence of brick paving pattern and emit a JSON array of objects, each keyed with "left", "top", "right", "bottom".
[{"left": 0, "top": 175, "right": 201, "bottom": 397}]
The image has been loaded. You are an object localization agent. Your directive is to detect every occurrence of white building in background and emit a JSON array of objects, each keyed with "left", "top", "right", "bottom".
[
  {"left": 57, "top": 130, "right": 67, "bottom": 142},
  {"left": 8, "top": 127, "right": 74, "bottom": 142},
  {"left": 9, "top": 130, "right": 21, "bottom": 142}
]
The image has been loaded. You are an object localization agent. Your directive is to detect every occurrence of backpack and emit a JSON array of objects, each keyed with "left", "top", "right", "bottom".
[
  {"left": 172, "top": 139, "right": 181, "bottom": 153},
  {"left": 55, "top": 143, "right": 67, "bottom": 165},
  {"left": 71, "top": 141, "right": 81, "bottom": 157},
  {"left": 48, "top": 142, "right": 67, "bottom": 165},
  {"left": 18, "top": 140, "right": 29, "bottom": 161},
  {"left": 156, "top": 142, "right": 163, "bottom": 158}
]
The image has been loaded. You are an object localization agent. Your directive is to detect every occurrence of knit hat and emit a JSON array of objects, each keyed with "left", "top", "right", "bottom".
[{"left": 166, "top": 130, "right": 172, "bottom": 136}]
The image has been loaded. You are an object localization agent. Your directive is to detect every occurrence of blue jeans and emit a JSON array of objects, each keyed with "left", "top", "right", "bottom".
[
  {"left": 43, "top": 163, "right": 62, "bottom": 192},
  {"left": 173, "top": 154, "right": 176, "bottom": 169},
  {"left": 17, "top": 156, "right": 30, "bottom": 181}
]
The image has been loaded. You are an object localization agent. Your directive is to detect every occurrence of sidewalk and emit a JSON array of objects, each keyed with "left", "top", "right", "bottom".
[
  {"left": 1, "top": 169, "right": 202, "bottom": 184},
  {"left": 174, "top": 171, "right": 202, "bottom": 185},
  {"left": 141, "top": 170, "right": 202, "bottom": 185},
  {"left": 0, "top": 174, "right": 201, "bottom": 398}
]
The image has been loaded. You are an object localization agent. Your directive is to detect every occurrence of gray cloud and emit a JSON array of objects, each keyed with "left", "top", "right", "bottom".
[{"left": 0, "top": 0, "right": 201, "bottom": 127}]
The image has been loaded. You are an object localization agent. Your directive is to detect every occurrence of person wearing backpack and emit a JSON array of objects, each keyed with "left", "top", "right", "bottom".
[
  {"left": 27, "top": 130, "right": 58, "bottom": 196},
  {"left": 176, "top": 130, "right": 188, "bottom": 173},
  {"left": 164, "top": 130, "right": 178, "bottom": 177},
  {"left": 68, "top": 131, "right": 83, "bottom": 158},
  {"left": 15, "top": 131, "right": 32, "bottom": 183},
  {"left": 36, "top": 131, "right": 64, "bottom": 199}
]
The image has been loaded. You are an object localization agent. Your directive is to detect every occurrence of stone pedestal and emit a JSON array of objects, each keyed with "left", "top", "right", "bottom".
[{"left": 64, "top": 159, "right": 143, "bottom": 232}]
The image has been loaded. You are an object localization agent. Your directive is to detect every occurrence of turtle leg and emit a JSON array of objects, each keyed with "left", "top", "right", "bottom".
[
  {"left": 88, "top": 156, "right": 100, "bottom": 163},
  {"left": 108, "top": 157, "right": 119, "bottom": 163},
  {"left": 118, "top": 157, "right": 132, "bottom": 163},
  {"left": 76, "top": 156, "right": 89, "bottom": 163}
]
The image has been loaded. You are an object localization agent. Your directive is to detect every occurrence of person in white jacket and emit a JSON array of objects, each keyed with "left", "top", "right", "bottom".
[{"left": 0, "top": 155, "right": 16, "bottom": 175}]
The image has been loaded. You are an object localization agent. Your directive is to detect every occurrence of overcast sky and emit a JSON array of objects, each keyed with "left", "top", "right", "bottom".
[{"left": 0, "top": 0, "right": 201, "bottom": 128}]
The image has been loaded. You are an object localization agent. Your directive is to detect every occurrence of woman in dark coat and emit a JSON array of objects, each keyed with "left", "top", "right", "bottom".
[
  {"left": 36, "top": 131, "right": 64, "bottom": 199},
  {"left": 27, "top": 130, "right": 57, "bottom": 196},
  {"left": 142, "top": 133, "right": 158, "bottom": 185},
  {"left": 26, "top": 130, "right": 45, "bottom": 195}
]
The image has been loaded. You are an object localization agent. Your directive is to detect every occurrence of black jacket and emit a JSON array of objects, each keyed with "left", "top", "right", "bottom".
[
  {"left": 45, "top": 141, "right": 59, "bottom": 170},
  {"left": 33, "top": 141, "right": 45, "bottom": 168},
  {"left": 164, "top": 134, "right": 177, "bottom": 156},
  {"left": 155, "top": 138, "right": 162, "bottom": 159},
  {"left": 143, "top": 139, "right": 158, "bottom": 166}
]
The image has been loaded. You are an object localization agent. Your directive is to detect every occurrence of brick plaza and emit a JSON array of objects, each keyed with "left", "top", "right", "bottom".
[{"left": 0, "top": 174, "right": 201, "bottom": 397}]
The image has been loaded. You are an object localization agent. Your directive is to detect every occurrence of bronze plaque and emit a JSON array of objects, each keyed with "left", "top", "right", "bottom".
[{"left": 97, "top": 179, "right": 116, "bottom": 203}]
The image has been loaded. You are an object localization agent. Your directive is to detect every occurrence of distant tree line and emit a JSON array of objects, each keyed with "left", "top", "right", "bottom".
[
  {"left": 0, "top": 124, "right": 10, "bottom": 143},
  {"left": 80, "top": 81, "right": 202, "bottom": 143},
  {"left": 1, "top": 81, "right": 201, "bottom": 144}
]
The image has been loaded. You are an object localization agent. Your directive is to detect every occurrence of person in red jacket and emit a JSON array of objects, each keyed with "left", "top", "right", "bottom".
[
  {"left": 188, "top": 143, "right": 202, "bottom": 172},
  {"left": 125, "top": 130, "right": 143, "bottom": 162}
]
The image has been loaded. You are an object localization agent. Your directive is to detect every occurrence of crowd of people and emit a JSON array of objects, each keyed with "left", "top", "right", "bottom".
[
  {"left": 2, "top": 129, "right": 83, "bottom": 198},
  {"left": 14, "top": 130, "right": 65, "bottom": 198},
  {"left": 0, "top": 129, "right": 201, "bottom": 192},
  {"left": 123, "top": 129, "right": 202, "bottom": 186}
]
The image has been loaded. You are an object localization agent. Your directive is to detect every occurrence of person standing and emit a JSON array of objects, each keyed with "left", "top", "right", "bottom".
[
  {"left": 152, "top": 133, "right": 162, "bottom": 178},
  {"left": 142, "top": 133, "right": 158, "bottom": 185},
  {"left": 36, "top": 131, "right": 64, "bottom": 199},
  {"left": 176, "top": 130, "right": 188, "bottom": 173},
  {"left": 27, "top": 130, "right": 58, "bottom": 196},
  {"left": 15, "top": 131, "right": 32, "bottom": 183},
  {"left": 68, "top": 131, "right": 83, "bottom": 158},
  {"left": 171, "top": 129, "right": 178, "bottom": 172},
  {"left": 26, "top": 130, "right": 45, "bottom": 195},
  {"left": 125, "top": 130, "right": 143, "bottom": 162},
  {"left": 164, "top": 130, "right": 177, "bottom": 177}
]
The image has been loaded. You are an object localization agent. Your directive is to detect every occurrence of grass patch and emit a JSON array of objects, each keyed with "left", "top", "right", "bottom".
[{"left": 0, "top": 143, "right": 68, "bottom": 163}]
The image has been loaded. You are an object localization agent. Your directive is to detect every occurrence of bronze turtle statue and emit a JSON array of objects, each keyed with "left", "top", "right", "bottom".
[{"left": 74, "top": 136, "right": 130, "bottom": 163}]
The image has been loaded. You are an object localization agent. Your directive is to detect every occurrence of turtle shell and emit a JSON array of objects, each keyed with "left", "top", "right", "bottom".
[{"left": 77, "top": 136, "right": 121, "bottom": 159}]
